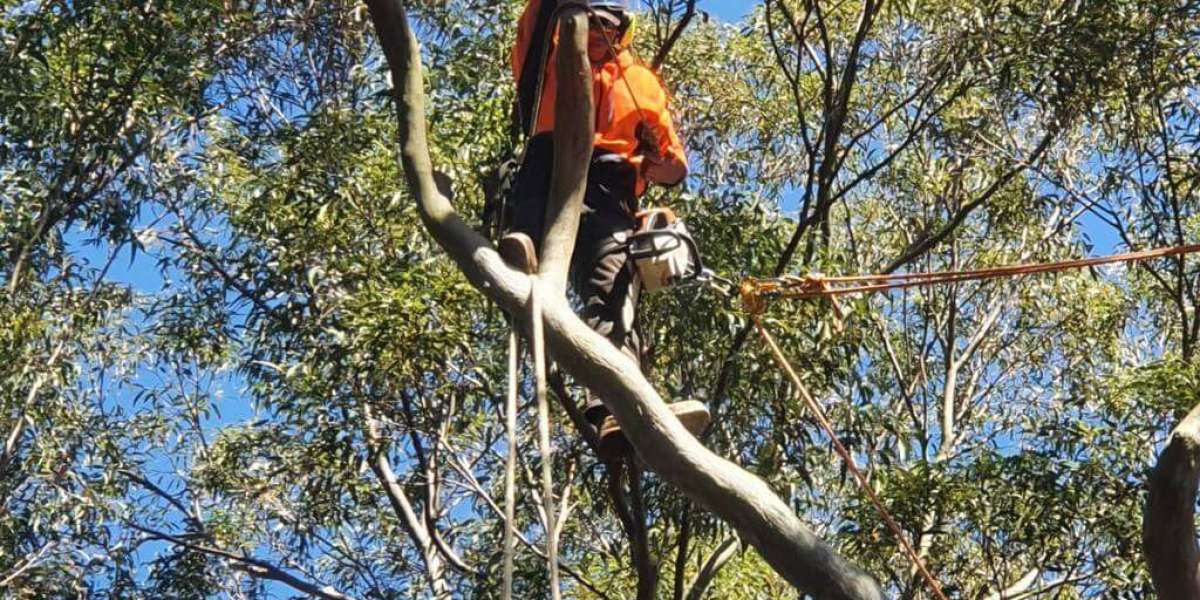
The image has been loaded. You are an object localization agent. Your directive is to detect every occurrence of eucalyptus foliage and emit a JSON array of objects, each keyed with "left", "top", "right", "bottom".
[{"left": 1, "top": 0, "right": 1198, "bottom": 597}]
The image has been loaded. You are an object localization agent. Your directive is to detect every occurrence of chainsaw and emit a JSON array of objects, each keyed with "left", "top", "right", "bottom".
[{"left": 622, "top": 208, "right": 721, "bottom": 294}]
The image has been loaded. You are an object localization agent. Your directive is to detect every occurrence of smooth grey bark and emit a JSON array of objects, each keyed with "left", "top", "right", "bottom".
[
  {"left": 685, "top": 536, "right": 741, "bottom": 600},
  {"left": 363, "top": 2, "right": 882, "bottom": 598},
  {"left": 539, "top": 7, "right": 593, "bottom": 293},
  {"left": 1145, "top": 403, "right": 1200, "bottom": 600}
]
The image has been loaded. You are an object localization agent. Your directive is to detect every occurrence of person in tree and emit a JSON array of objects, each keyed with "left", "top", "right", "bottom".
[{"left": 499, "top": 0, "right": 709, "bottom": 460}]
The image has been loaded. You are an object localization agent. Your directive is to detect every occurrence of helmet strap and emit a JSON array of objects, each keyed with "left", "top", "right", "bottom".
[{"left": 617, "top": 13, "right": 635, "bottom": 48}]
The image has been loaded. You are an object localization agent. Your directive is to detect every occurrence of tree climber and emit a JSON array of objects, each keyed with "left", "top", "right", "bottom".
[{"left": 500, "top": 0, "right": 710, "bottom": 460}]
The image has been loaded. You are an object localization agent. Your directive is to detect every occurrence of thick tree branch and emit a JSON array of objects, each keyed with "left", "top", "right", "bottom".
[
  {"left": 1144, "top": 403, "right": 1200, "bottom": 599},
  {"left": 540, "top": 8, "right": 593, "bottom": 293},
  {"left": 364, "top": 2, "right": 882, "bottom": 598}
]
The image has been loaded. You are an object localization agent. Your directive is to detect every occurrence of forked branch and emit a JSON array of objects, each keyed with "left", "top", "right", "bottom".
[{"left": 363, "top": 2, "right": 882, "bottom": 598}]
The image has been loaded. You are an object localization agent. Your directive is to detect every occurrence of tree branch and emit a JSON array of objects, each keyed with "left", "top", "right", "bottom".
[
  {"left": 539, "top": 7, "right": 593, "bottom": 293},
  {"left": 685, "top": 535, "right": 740, "bottom": 600},
  {"left": 0, "top": 542, "right": 57, "bottom": 588},
  {"left": 129, "top": 523, "right": 357, "bottom": 600},
  {"left": 445, "top": 452, "right": 615, "bottom": 600},
  {"left": 883, "top": 131, "right": 1057, "bottom": 274},
  {"left": 364, "top": 2, "right": 882, "bottom": 598},
  {"left": 362, "top": 408, "right": 464, "bottom": 595},
  {"left": 651, "top": 0, "right": 697, "bottom": 71}
]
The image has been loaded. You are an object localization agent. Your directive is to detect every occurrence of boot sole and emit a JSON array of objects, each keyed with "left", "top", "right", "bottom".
[
  {"left": 597, "top": 401, "right": 711, "bottom": 460},
  {"left": 499, "top": 234, "right": 538, "bottom": 274}
]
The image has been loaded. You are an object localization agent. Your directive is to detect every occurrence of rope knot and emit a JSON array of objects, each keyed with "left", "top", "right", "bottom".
[
  {"left": 802, "top": 273, "right": 829, "bottom": 298},
  {"left": 740, "top": 279, "right": 768, "bottom": 315}
]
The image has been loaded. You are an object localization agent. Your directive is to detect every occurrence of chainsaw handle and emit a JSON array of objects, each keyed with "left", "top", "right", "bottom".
[
  {"left": 635, "top": 207, "right": 678, "bottom": 231},
  {"left": 626, "top": 229, "right": 706, "bottom": 282},
  {"left": 627, "top": 229, "right": 682, "bottom": 259}
]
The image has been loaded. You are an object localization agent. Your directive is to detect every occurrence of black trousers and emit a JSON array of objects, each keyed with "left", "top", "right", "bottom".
[{"left": 506, "top": 134, "right": 641, "bottom": 424}]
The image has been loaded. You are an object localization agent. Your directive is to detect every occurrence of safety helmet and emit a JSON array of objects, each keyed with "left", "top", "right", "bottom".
[
  {"left": 586, "top": 0, "right": 635, "bottom": 47},
  {"left": 587, "top": 0, "right": 632, "bottom": 13}
]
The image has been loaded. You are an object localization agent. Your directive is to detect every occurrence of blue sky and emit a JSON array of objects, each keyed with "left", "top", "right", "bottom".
[{"left": 702, "top": 0, "right": 753, "bottom": 22}]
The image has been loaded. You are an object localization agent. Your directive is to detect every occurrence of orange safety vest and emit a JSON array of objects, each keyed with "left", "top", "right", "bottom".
[{"left": 513, "top": 0, "right": 688, "bottom": 196}]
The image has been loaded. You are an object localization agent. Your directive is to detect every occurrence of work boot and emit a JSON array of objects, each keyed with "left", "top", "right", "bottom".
[
  {"left": 499, "top": 232, "right": 539, "bottom": 275},
  {"left": 596, "top": 401, "right": 711, "bottom": 461}
]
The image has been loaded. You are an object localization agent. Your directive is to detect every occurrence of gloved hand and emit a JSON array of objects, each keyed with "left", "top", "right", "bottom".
[
  {"left": 635, "top": 122, "right": 664, "bottom": 163},
  {"left": 637, "top": 121, "right": 687, "bottom": 185}
]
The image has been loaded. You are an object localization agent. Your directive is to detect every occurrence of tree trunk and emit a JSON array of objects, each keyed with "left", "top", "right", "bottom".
[{"left": 1145, "top": 403, "right": 1200, "bottom": 600}]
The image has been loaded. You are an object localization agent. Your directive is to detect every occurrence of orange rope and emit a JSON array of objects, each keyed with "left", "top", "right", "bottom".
[
  {"left": 753, "top": 316, "right": 950, "bottom": 600},
  {"left": 741, "top": 243, "right": 1200, "bottom": 600},
  {"left": 747, "top": 243, "right": 1200, "bottom": 303}
]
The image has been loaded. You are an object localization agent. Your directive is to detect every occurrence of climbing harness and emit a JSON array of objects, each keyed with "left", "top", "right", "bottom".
[
  {"left": 504, "top": 2, "right": 714, "bottom": 295},
  {"left": 488, "top": 3, "right": 570, "bottom": 242},
  {"left": 492, "top": 3, "right": 650, "bottom": 243}
]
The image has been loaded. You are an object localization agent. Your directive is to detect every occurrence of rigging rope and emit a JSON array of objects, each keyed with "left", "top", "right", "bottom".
[
  {"left": 744, "top": 243, "right": 1200, "bottom": 305},
  {"left": 530, "top": 276, "right": 563, "bottom": 600},
  {"left": 501, "top": 277, "right": 561, "bottom": 600},
  {"left": 502, "top": 329, "right": 519, "bottom": 600},
  {"left": 753, "top": 316, "right": 950, "bottom": 600},
  {"left": 739, "top": 242, "right": 1200, "bottom": 600}
]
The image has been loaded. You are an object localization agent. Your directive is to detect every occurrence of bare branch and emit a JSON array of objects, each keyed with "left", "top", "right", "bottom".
[
  {"left": 445, "top": 452, "right": 615, "bottom": 600},
  {"left": 685, "top": 536, "right": 741, "bottom": 600},
  {"left": 120, "top": 470, "right": 202, "bottom": 529},
  {"left": 0, "top": 542, "right": 58, "bottom": 588},
  {"left": 128, "top": 523, "right": 357, "bottom": 600},
  {"left": 651, "top": 0, "right": 697, "bottom": 70},
  {"left": 362, "top": 408, "right": 466, "bottom": 594},
  {"left": 884, "top": 131, "right": 1058, "bottom": 274}
]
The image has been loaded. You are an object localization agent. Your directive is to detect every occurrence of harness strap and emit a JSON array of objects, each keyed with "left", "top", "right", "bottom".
[{"left": 517, "top": 0, "right": 561, "bottom": 137}]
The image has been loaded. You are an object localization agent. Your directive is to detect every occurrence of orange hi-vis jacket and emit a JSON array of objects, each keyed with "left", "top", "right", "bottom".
[{"left": 513, "top": 0, "right": 688, "bottom": 196}]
